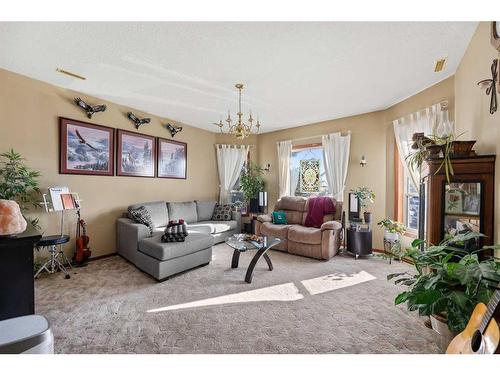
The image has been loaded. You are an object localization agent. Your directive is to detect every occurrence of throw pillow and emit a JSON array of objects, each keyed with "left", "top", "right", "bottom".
[
  {"left": 272, "top": 211, "right": 287, "bottom": 225},
  {"left": 128, "top": 206, "right": 154, "bottom": 235},
  {"left": 211, "top": 203, "right": 237, "bottom": 221}
]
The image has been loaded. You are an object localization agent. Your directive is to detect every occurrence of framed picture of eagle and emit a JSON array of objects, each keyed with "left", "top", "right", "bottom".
[
  {"left": 59, "top": 117, "right": 115, "bottom": 176},
  {"left": 116, "top": 129, "right": 156, "bottom": 178},
  {"left": 157, "top": 137, "right": 187, "bottom": 179}
]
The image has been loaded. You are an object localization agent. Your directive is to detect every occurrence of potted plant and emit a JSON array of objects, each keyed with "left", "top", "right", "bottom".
[
  {"left": 0, "top": 149, "right": 41, "bottom": 228},
  {"left": 388, "top": 231, "right": 500, "bottom": 346},
  {"left": 350, "top": 187, "right": 375, "bottom": 224},
  {"left": 377, "top": 218, "right": 406, "bottom": 241},
  {"left": 239, "top": 161, "right": 265, "bottom": 213},
  {"left": 406, "top": 132, "right": 470, "bottom": 185}
]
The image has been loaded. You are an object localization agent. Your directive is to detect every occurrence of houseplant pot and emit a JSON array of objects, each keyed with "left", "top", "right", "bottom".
[
  {"left": 384, "top": 231, "right": 399, "bottom": 241},
  {"left": 451, "top": 140, "right": 476, "bottom": 157},
  {"left": 426, "top": 144, "right": 442, "bottom": 159},
  {"left": 363, "top": 211, "right": 372, "bottom": 225},
  {"left": 429, "top": 314, "right": 454, "bottom": 352}
]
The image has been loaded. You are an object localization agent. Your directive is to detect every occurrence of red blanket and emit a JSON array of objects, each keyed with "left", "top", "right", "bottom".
[{"left": 304, "top": 196, "right": 335, "bottom": 228}]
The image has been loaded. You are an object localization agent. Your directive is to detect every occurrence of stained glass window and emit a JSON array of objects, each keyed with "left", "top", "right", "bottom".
[
  {"left": 290, "top": 146, "right": 328, "bottom": 196},
  {"left": 299, "top": 159, "right": 320, "bottom": 193}
]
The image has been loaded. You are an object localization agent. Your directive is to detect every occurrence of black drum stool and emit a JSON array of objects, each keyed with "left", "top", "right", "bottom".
[{"left": 34, "top": 235, "right": 72, "bottom": 279}]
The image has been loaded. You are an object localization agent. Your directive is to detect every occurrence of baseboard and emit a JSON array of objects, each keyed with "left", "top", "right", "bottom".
[{"left": 88, "top": 252, "right": 118, "bottom": 262}]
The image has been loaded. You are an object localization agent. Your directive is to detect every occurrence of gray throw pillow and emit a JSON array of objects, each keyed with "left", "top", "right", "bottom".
[
  {"left": 128, "top": 206, "right": 154, "bottom": 235},
  {"left": 167, "top": 201, "right": 198, "bottom": 223},
  {"left": 196, "top": 200, "right": 217, "bottom": 222},
  {"left": 211, "top": 203, "right": 237, "bottom": 221}
]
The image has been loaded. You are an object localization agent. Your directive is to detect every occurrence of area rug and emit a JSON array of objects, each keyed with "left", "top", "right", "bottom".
[{"left": 34, "top": 243, "right": 442, "bottom": 354}]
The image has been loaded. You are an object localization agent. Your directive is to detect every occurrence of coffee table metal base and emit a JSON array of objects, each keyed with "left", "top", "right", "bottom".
[{"left": 231, "top": 248, "right": 274, "bottom": 283}]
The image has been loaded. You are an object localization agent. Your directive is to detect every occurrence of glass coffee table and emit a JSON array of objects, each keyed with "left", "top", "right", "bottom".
[{"left": 225, "top": 235, "right": 281, "bottom": 283}]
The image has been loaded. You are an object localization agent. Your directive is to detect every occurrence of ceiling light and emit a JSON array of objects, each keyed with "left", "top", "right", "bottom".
[
  {"left": 56, "top": 68, "right": 86, "bottom": 80},
  {"left": 213, "top": 84, "right": 261, "bottom": 140},
  {"left": 434, "top": 58, "right": 447, "bottom": 73}
]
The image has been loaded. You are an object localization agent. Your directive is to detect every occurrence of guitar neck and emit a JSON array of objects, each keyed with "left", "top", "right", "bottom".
[{"left": 480, "top": 290, "right": 500, "bottom": 333}]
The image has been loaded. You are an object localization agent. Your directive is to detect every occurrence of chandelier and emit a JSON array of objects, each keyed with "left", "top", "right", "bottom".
[{"left": 213, "top": 83, "right": 261, "bottom": 139}]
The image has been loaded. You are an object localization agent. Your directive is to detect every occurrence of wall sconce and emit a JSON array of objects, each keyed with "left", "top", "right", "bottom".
[
  {"left": 263, "top": 163, "right": 271, "bottom": 172},
  {"left": 360, "top": 155, "right": 367, "bottom": 167}
]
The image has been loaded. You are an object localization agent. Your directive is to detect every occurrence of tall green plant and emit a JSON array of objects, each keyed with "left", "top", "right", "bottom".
[
  {"left": 388, "top": 232, "right": 500, "bottom": 333},
  {"left": 0, "top": 149, "right": 41, "bottom": 227},
  {"left": 239, "top": 161, "right": 265, "bottom": 203}
]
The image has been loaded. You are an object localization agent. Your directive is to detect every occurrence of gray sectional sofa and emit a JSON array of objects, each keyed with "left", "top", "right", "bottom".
[{"left": 116, "top": 200, "right": 241, "bottom": 281}]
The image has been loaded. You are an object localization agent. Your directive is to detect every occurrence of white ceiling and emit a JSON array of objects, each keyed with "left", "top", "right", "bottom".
[{"left": 0, "top": 22, "right": 477, "bottom": 133}]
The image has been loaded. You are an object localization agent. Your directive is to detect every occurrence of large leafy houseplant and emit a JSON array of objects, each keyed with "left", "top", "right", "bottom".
[
  {"left": 239, "top": 161, "right": 265, "bottom": 203},
  {"left": 0, "top": 149, "right": 41, "bottom": 227},
  {"left": 388, "top": 232, "right": 500, "bottom": 333}
]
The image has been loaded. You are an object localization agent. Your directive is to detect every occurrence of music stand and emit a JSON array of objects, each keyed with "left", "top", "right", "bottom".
[{"left": 34, "top": 187, "right": 82, "bottom": 279}]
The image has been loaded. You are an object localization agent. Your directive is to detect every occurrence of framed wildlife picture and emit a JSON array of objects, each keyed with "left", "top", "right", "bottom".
[
  {"left": 59, "top": 117, "right": 115, "bottom": 176},
  {"left": 116, "top": 129, "right": 156, "bottom": 178},
  {"left": 157, "top": 137, "right": 187, "bottom": 179}
]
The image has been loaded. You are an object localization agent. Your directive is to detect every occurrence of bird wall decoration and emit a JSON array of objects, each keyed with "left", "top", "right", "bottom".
[
  {"left": 127, "top": 112, "right": 151, "bottom": 129},
  {"left": 74, "top": 97, "right": 107, "bottom": 119},
  {"left": 165, "top": 123, "right": 183, "bottom": 137}
]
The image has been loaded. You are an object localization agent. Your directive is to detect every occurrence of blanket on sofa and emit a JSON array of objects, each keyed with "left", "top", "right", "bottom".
[{"left": 304, "top": 196, "right": 335, "bottom": 228}]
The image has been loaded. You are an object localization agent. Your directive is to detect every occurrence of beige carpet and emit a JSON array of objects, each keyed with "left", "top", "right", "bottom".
[{"left": 35, "top": 244, "right": 442, "bottom": 354}]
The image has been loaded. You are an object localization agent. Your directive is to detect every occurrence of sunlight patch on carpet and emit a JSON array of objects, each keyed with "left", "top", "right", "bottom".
[
  {"left": 301, "top": 270, "right": 376, "bottom": 295},
  {"left": 147, "top": 282, "right": 303, "bottom": 312}
]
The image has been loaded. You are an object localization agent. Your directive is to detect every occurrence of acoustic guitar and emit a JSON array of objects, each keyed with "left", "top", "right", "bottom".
[{"left": 446, "top": 288, "right": 500, "bottom": 354}]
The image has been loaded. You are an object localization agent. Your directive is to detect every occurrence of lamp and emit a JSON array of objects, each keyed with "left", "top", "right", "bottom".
[
  {"left": 258, "top": 191, "right": 268, "bottom": 213},
  {"left": 360, "top": 155, "right": 367, "bottom": 167}
]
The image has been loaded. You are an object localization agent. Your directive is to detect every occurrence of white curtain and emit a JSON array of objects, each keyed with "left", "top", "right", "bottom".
[
  {"left": 393, "top": 103, "right": 445, "bottom": 190},
  {"left": 216, "top": 144, "right": 249, "bottom": 204},
  {"left": 277, "top": 140, "right": 292, "bottom": 198},
  {"left": 322, "top": 132, "right": 351, "bottom": 201}
]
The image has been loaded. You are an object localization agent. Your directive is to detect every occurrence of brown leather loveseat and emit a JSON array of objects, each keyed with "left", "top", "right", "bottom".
[{"left": 255, "top": 196, "right": 343, "bottom": 260}]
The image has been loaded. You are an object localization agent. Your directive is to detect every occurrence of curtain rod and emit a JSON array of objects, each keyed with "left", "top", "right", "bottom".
[
  {"left": 392, "top": 100, "right": 449, "bottom": 123},
  {"left": 276, "top": 130, "right": 351, "bottom": 145}
]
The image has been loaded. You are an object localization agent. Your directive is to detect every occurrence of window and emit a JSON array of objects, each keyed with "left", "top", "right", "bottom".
[
  {"left": 404, "top": 172, "right": 420, "bottom": 232},
  {"left": 229, "top": 151, "right": 250, "bottom": 215},
  {"left": 394, "top": 145, "right": 420, "bottom": 234},
  {"left": 290, "top": 145, "right": 328, "bottom": 197}
]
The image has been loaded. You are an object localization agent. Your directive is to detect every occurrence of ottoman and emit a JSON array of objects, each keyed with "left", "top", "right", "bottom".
[{"left": 136, "top": 232, "right": 214, "bottom": 281}]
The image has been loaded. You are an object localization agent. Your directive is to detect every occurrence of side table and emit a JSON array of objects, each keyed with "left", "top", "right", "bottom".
[{"left": 346, "top": 228, "right": 372, "bottom": 259}]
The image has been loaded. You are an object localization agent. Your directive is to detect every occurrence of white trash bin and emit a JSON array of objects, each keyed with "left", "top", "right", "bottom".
[{"left": 0, "top": 315, "right": 54, "bottom": 354}]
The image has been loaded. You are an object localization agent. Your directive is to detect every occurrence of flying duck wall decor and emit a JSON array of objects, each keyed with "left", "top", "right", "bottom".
[
  {"left": 74, "top": 97, "right": 107, "bottom": 119},
  {"left": 127, "top": 112, "right": 151, "bottom": 129},
  {"left": 165, "top": 123, "right": 183, "bottom": 137}
]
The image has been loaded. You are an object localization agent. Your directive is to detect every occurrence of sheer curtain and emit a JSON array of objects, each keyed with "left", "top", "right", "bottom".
[
  {"left": 322, "top": 132, "right": 351, "bottom": 201},
  {"left": 216, "top": 144, "right": 249, "bottom": 204},
  {"left": 277, "top": 140, "right": 292, "bottom": 198},
  {"left": 393, "top": 103, "right": 443, "bottom": 190}
]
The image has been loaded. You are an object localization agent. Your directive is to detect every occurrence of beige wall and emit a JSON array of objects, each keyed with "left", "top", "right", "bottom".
[
  {"left": 257, "top": 111, "right": 388, "bottom": 249},
  {"left": 0, "top": 68, "right": 219, "bottom": 258},
  {"left": 455, "top": 22, "right": 500, "bottom": 255}
]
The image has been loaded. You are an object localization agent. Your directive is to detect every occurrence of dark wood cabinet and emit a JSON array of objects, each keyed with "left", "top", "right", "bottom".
[
  {"left": 421, "top": 155, "right": 495, "bottom": 255},
  {"left": 0, "top": 226, "right": 41, "bottom": 320}
]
